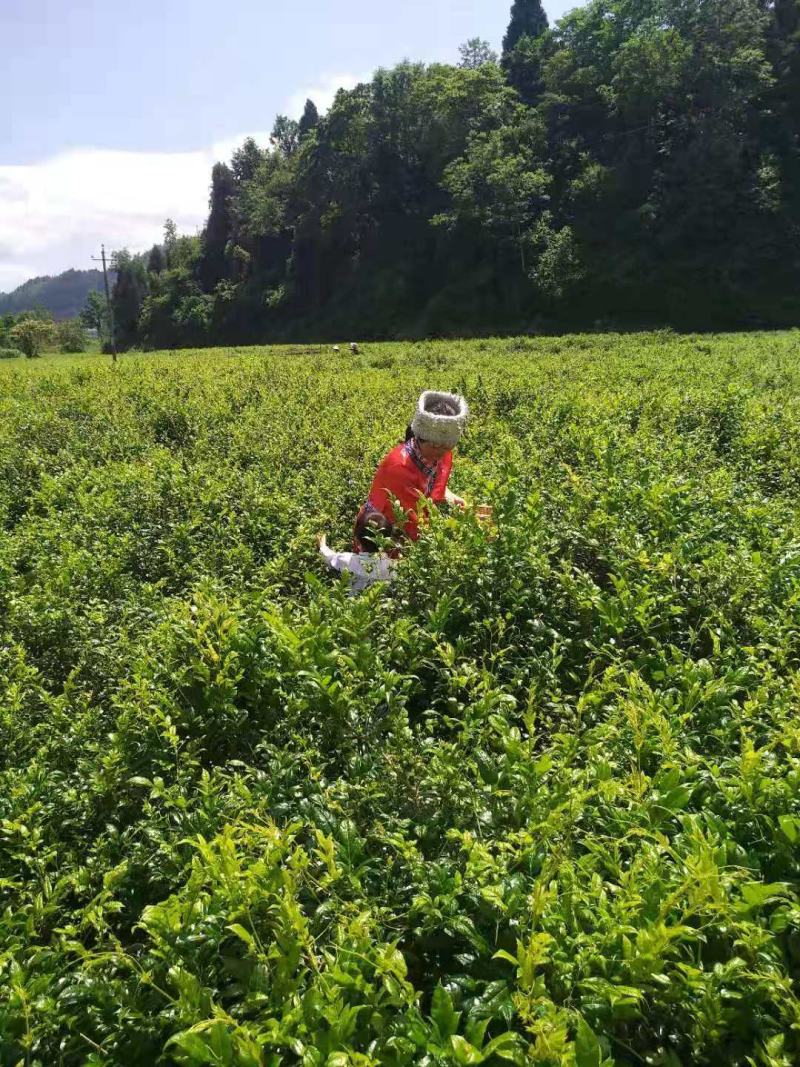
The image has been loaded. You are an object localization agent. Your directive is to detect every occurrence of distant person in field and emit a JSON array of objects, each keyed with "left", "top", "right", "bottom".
[{"left": 353, "top": 390, "right": 469, "bottom": 552}]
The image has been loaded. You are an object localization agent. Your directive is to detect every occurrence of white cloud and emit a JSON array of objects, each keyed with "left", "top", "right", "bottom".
[
  {"left": 0, "top": 132, "right": 271, "bottom": 294},
  {"left": 0, "top": 69, "right": 370, "bottom": 295},
  {"left": 286, "top": 71, "right": 369, "bottom": 119}
]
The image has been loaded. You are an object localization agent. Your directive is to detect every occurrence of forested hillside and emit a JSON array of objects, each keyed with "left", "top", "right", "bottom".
[
  {"left": 110, "top": 0, "right": 800, "bottom": 346},
  {"left": 0, "top": 269, "right": 106, "bottom": 320}
]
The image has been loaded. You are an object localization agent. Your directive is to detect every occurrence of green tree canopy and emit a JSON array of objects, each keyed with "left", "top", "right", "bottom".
[
  {"left": 10, "top": 317, "right": 55, "bottom": 357},
  {"left": 57, "top": 318, "right": 87, "bottom": 353},
  {"left": 271, "top": 115, "right": 300, "bottom": 157},
  {"left": 298, "top": 99, "right": 320, "bottom": 141},
  {"left": 502, "top": 0, "right": 548, "bottom": 59},
  {"left": 197, "top": 163, "right": 236, "bottom": 292},
  {"left": 147, "top": 244, "right": 166, "bottom": 274},
  {"left": 106, "top": 0, "right": 800, "bottom": 346},
  {"left": 111, "top": 250, "right": 149, "bottom": 349},
  {"left": 231, "top": 137, "right": 265, "bottom": 183},
  {"left": 81, "top": 289, "right": 107, "bottom": 332},
  {"left": 458, "top": 38, "right": 498, "bottom": 69}
]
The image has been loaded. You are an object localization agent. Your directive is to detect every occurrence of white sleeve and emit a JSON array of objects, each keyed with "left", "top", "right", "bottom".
[
  {"left": 320, "top": 543, "right": 345, "bottom": 571},
  {"left": 322, "top": 546, "right": 395, "bottom": 587},
  {"left": 321, "top": 545, "right": 365, "bottom": 575}
]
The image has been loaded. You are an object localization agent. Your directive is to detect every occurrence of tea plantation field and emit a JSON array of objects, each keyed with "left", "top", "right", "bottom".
[{"left": 1, "top": 334, "right": 800, "bottom": 1065}]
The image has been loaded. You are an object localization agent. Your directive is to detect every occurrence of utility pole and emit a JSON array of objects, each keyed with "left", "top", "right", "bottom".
[{"left": 91, "top": 244, "right": 117, "bottom": 363}]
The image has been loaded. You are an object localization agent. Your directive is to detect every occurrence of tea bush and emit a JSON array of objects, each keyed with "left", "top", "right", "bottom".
[{"left": 1, "top": 334, "right": 799, "bottom": 1065}]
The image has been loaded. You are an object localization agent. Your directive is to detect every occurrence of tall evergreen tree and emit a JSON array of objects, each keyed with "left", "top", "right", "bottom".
[
  {"left": 110, "top": 251, "right": 148, "bottom": 349},
  {"left": 80, "top": 289, "right": 107, "bottom": 333},
  {"left": 501, "top": 0, "right": 549, "bottom": 104},
  {"left": 770, "top": 0, "right": 800, "bottom": 139},
  {"left": 163, "top": 219, "right": 178, "bottom": 269},
  {"left": 767, "top": 0, "right": 800, "bottom": 276},
  {"left": 197, "top": 163, "right": 236, "bottom": 292},
  {"left": 502, "top": 0, "right": 548, "bottom": 60},
  {"left": 147, "top": 244, "right": 166, "bottom": 274},
  {"left": 298, "top": 99, "right": 320, "bottom": 141},
  {"left": 503, "top": 32, "right": 547, "bottom": 104}
]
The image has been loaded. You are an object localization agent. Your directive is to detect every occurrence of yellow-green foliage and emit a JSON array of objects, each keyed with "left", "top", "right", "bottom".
[{"left": 1, "top": 334, "right": 800, "bottom": 1065}]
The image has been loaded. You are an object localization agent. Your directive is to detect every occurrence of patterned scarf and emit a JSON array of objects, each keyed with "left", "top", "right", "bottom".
[{"left": 403, "top": 435, "right": 439, "bottom": 495}]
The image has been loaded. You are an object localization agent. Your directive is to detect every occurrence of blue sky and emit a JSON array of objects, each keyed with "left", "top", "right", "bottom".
[{"left": 0, "top": 0, "right": 579, "bottom": 290}]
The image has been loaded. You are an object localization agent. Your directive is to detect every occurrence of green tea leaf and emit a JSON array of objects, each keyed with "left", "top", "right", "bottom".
[
  {"left": 432, "top": 985, "right": 461, "bottom": 1039},
  {"left": 575, "top": 1017, "right": 602, "bottom": 1067}
]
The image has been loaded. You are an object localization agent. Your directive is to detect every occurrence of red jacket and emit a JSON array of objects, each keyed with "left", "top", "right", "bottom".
[{"left": 356, "top": 441, "right": 453, "bottom": 547}]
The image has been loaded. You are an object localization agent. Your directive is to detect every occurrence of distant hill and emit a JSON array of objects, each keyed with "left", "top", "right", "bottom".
[{"left": 0, "top": 268, "right": 112, "bottom": 320}]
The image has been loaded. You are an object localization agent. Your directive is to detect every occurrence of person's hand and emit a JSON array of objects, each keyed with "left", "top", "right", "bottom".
[
  {"left": 317, "top": 532, "right": 327, "bottom": 551},
  {"left": 446, "top": 490, "right": 466, "bottom": 508}
]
